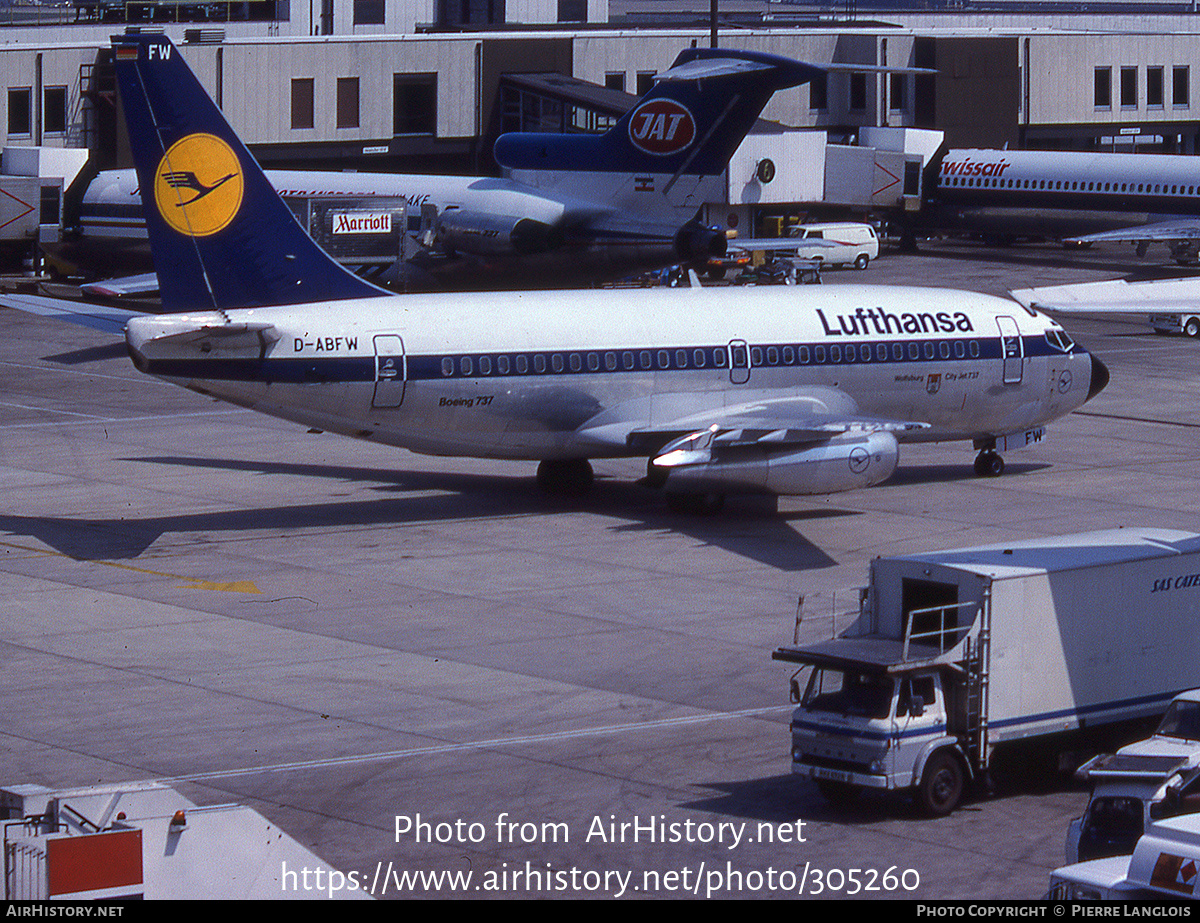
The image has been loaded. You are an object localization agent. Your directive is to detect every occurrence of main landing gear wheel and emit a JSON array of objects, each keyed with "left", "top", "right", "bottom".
[
  {"left": 536, "top": 459, "right": 594, "bottom": 496},
  {"left": 973, "top": 450, "right": 1005, "bottom": 477}
]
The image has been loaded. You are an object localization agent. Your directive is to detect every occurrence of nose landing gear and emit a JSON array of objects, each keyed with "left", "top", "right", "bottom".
[{"left": 973, "top": 439, "right": 1005, "bottom": 478}]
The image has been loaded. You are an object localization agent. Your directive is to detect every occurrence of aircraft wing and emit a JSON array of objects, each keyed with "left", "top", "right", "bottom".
[
  {"left": 1011, "top": 276, "right": 1200, "bottom": 313},
  {"left": 1067, "top": 217, "right": 1200, "bottom": 246},
  {"left": 0, "top": 291, "right": 148, "bottom": 335},
  {"left": 577, "top": 390, "right": 930, "bottom": 453}
]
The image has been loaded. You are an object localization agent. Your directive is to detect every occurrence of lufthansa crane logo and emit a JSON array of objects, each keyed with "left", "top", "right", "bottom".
[
  {"left": 627, "top": 99, "right": 696, "bottom": 156},
  {"left": 153, "top": 134, "right": 244, "bottom": 237}
]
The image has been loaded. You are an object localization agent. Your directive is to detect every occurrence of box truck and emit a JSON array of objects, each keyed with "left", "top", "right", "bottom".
[{"left": 773, "top": 529, "right": 1200, "bottom": 815}]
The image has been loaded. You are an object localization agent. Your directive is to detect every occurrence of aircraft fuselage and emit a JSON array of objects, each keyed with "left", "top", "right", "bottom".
[
  {"left": 125, "top": 285, "right": 1101, "bottom": 464},
  {"left": 924, "top": 148, "right": 1200, "bottom": 237}
]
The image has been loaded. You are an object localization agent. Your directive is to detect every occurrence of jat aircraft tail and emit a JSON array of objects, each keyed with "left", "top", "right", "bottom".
[
  {"left": 493, "top": 49, "right": 824, "bottom": 213},
  {"left": 111, "top": 34, "right": 385, "bottom": 311}
]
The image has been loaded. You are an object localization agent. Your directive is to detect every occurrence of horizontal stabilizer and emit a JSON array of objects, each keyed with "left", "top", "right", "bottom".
[
  {"left": 134, "top": 320, "right": 281, "bottom": 353},
  {"left": 0, "top": 291, "right": 145, "bottom": 336}
]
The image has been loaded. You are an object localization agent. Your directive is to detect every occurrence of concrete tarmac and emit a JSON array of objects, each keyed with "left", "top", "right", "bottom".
[{"left": 1, "top": 238, "right": 1197, "bottom": 899}]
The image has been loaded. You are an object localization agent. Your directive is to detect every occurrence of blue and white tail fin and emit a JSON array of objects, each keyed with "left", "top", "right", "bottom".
[
  {"left": 111, "top": 34, "right": 386, "bottom": 311},
  {"left": 493, "top": 49, "right": 824, "bottom": 218}
]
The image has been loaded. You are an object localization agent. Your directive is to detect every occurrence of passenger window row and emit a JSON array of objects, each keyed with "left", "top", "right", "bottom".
[
  {"left": 946, "top": 174, "right": 1199, "bottom": 196},
  {"left": 437, "top": 339, "right": 984, "bottom": 377}
]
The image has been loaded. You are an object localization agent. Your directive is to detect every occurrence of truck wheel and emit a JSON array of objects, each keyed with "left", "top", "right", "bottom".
[
  {"left": 918, "top": 753, "right": 964, "bottom": 816},
  {"left": 854, "top": 253, "right": 870, "bottom": 270},
  {"left": 1185, "top": 317, "right": 1200, "bottom": 338}
]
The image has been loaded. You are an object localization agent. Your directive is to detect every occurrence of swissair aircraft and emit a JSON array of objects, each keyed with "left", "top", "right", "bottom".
[
  {"left": 926, "top": 147, "right": 1200, "bottom": 263},
  {"left": 59, "top": 45, "right": 828, "bottom": 292},
  {"left": 2, "top": 35, "right": 1108, "bottom": 511}
]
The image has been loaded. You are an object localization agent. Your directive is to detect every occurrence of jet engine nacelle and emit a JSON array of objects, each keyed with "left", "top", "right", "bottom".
[
  {"left": 674, "top": 221, "right": 728, "bottom": 263},
  {"left": 662, "top": 431, "right": 899, "bottom": 496},
  {"left": 436, "top": 210, "right": 564, "bottom": 256}
]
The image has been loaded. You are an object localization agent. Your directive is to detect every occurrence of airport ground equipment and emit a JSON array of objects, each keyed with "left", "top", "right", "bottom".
[
  {"left": 1, "top": 780, "right": 369, "bottom": 899},
  {"left": 1066, "top": 689, "right": 1200, "bottom": 863},
  {"left": 773, "top": 529, "right": 1200, "bottom": 815},
  {"left": 1047, "top": 813, "right": 1200, "bottom": 900},
  {"left": 1149, "top": 312, "right": 1200, "bottom": 338}
]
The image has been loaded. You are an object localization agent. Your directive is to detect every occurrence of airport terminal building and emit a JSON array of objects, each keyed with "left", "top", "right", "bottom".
[{"left": 2, "top": 1, "right": 1200, "bottom": 252}]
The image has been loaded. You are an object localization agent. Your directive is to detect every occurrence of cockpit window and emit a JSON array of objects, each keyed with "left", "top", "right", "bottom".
[{"left": 1045, "top": 328, "right": 1075, "bottom": 353}]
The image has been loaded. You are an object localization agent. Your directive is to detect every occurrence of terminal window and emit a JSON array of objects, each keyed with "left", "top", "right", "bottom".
[
  {"left": 1148, "top": 67, "right": 1164, "bottom": 108},
  {"left": 7, "top": 87, "right": 30, "bottom": 136},
  {"left": 1120, "top": 67, "right": 1137, "bottom": 108},
  {"left": 1175, "top": 67, "right": 1190, "bottom": 107},
  {"left": 849, "top": 73, "right": 867, "bottom": 111},
  {"left": 337, "top": 78, "right": 360, "bottom": 130},
  {"left": 394, "top": 74, "right": 436, "bottom": 136},
  {"left": 291, "top": 78, "right": 315, "bottom": 130},
  {"left": 557, "top": 0, "right": 586, "bottom": 21},
  {"left": 810, "top": 73, "right": 828, "bottom": 111},
  {"left": 43, "top": 87, "right": 66, "bottom": 135},
  {"left": 1094, "top": 67, "right": 1111, "bottom": 109},
  {"left": 353, "top": 0, "right": 384, "bottom": 23}
]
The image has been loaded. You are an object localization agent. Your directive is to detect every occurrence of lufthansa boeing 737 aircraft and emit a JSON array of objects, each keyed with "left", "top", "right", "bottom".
[
  {"left": 1, "top": 35, "right": 1108, "bottom": 512},
  {"left": 57, "top": 46, "right": 829, "bottom": 293}
]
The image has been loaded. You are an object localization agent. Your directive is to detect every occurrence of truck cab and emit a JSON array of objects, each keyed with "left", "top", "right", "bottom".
[{"left": 786, "top": 645, "right": 968, "bottom": 815}]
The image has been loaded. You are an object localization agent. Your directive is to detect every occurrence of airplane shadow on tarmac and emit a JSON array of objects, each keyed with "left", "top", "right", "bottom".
[{"left": 0, "top": 455, "right": 869, "bottom": 571}]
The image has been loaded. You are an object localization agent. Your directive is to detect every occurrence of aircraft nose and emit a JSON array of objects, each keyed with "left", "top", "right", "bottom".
[{"left": 1087, "top": 353, "right": 1109, "bottom": 401}]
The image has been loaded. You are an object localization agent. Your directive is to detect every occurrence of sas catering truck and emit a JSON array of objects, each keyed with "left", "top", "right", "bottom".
[{"left": 772, "top": 529, "right": 1200, "bottom": 815}]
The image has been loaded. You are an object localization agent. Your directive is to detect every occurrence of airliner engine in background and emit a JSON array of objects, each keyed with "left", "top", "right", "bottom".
[
  {"left": 53, "top": 47, "right": 830, "bottom": 293},
  {"left": 2, "top": 34, "right": 1108, "bottom": 514},
  {"left": 922, "top": 147, "right": 1200, "bottom": 263}
]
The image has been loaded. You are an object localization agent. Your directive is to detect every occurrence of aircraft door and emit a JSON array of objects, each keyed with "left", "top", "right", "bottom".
[
  {"left": 373, "top": 334, "right": 406, "bottom": 408},
  {"left": 996, "top": 317, "right": 1023, "bottom": 384},
  {"left": 728, "top": 339, "right": 751, "bottom": 384}
]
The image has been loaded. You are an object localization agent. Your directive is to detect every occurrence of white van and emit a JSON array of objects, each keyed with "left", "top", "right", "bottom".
[{"left": 785, "top": 222, "right": 879, "bottom": 270}]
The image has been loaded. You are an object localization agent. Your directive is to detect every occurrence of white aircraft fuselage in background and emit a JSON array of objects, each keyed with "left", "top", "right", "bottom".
[{"left": 925, "top": 147, "right": 1200, "bottom": 261}]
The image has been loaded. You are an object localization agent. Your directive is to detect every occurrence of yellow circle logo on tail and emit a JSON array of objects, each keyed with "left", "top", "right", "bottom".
[{"left": 153, "top": 134, "right": 244, "bottom": 237}]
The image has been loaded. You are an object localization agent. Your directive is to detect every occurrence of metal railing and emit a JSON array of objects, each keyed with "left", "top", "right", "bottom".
[{"left": 901, "top": 600, "right": 979, "bottom": 662}]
